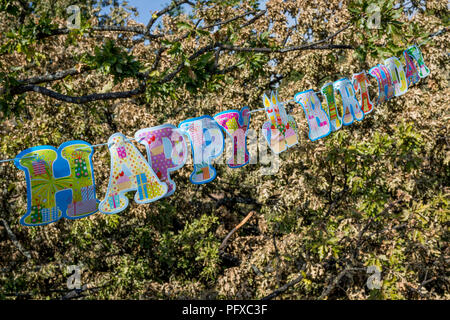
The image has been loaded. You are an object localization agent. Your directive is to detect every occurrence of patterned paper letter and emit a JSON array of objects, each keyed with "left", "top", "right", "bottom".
[
  {"left": 179, "top": 115, "right": 224, "bottom": 184},
  {"left": 320, "top": 82, "right": 342, "bottom": 132},
  {"left": 262, "top": 91, "right": 298, "bottom": 153},
  {"left": 405, "top": 45, "right": 430, "bottom": 78},
  {"left": 369, "top": 64, "right": 395, "bottom": 103},
  {"left": 294, "top": 89, "right": 331, "bottom": 141},
  {"left": 99, "top": 133, "right": 168, "bottom": 214},
  {"left": 333, "top": 78, "right": 364, "bottom": 125},
  {"left": 214, "top": 106, "right": 251, "bottom": 168},
  {"left": 384, "top": 57, "right": 408, "bottom": 96},
  {"left": 14, "top": 141, "right": 98, "bottom": 226},
  {"left": 135, "top": 124, "right": 187, "bottom": 197},
  {"left": 352, "top": 71, "right": 374, "bottom": 115},
  {"left": 404, "top": 49, "right": 420, "bottom": 86}
]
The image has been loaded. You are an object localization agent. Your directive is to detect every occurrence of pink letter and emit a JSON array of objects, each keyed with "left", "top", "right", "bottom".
[
  {"left": 214, "top": 107, "right": 251, "bottom": 168},
  {"left": 135, "top": 124, "right": 187, "bottom": 197}
]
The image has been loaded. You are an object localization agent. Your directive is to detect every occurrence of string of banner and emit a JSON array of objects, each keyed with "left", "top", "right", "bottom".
[{"left": 0, "top": 28, "right": 446, "bottom": 226}]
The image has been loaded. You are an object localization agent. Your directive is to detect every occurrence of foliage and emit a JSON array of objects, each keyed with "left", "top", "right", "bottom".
[
  {"left": 81, "top": 39, "right": 143, "bottom": 84},
  {"left": 159, "top": 214, "right": 220, "bottom": 282},
  {"left": 0, "top": 0, "right": 448, "bottom": 300}
]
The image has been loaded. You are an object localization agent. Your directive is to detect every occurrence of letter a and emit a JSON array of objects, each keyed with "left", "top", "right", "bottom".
[{"left": 99, "top": 133, "right": 167, "bottom": 214}]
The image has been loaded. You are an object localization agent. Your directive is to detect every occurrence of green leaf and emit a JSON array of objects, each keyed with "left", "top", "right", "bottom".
[{"left": 177, "top": 21, "right": 193, "bottom": 31}]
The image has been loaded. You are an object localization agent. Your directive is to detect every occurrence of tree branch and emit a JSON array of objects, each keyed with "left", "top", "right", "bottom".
[
  {"left": 159, "top": 43, "right": 216, "bottom": 83},
  {"left": 3, "top": 16, "right": 353, "bottom": 104},
  {"left": 16, "top": 66, "right": 148, "bottom": 87},
  {"left": 146, "top": 0, "right": 195, "bottom": 32},
  {"left": 12, "top": 84, "right": 145, "bottom": 104},
  {"left": 1, "top": 218, "right": 31, "bottom": 260},
  {"left": 14, "top": 10, "right": 266, "bottom": 89},
  {"left": 240, "top": 10, "right": 267, "bottom": 28},
  {"left": 217, "top": 43, "right": 352, "bottom": 53},
  {"left": 203, "top": 10, "right": 262, "bottom": 30},
  {"left": 37, "top": 25, "right": 163, "bottom": 40},
  {"left": 17, "top": 66, "right": 91, "bottom": 85},
  {"left": 148, "top": 10, "right": 265, "bottom": 73},
  {"left": 317, "top": 266, "right": 355, "bottom": 300},
  {"left": 219, "top": 211, "right": 255, "bottom": 253},
  {"left": 261, "top": 263, "right": 307, "bottom": 300},
  {"left": 219, "top": 22, "right": 352, "bottom": 53}
]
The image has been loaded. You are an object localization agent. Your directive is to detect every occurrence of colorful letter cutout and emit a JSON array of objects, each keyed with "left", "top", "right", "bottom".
[
  {"left": 333, "top": 78, "right": 364, "bottom": 125},
  {"left": 99, "top": 133, "right": 168, "bottom": 214},
  {"left": 262, "top": 91, "right": 298, "bottom": 152},
  {"left": 14, "top": 141, "right": 98, "bottom": 226},
  {"left": 369, "top": 64, "right": 395, "bottom": 103},
  {"left": 352, "top": 71, "right": 374, "bottom": 114},
  {"left": 405, "top": 45, "right": 430, "bottom": 78},
  {"left": 294, "top": 89, "right": 331, "bottom": 141},
  {"left": 135, "top": 124, "right": 187, "bottom": 197},
  {"left": 384, "top": 57, "right": 408, "bottom": 96},
  {"left": 321, "top": 82, "right": 343, "bottom": 132},
  {"left": 214, "top": 106, "right": 251, "bottom": 168},
  {"left": 179, "top": 115, "right": 224, "bottom": 184},
  {"left": 404, "top": 49, "right": 420, "bottom": 86}
]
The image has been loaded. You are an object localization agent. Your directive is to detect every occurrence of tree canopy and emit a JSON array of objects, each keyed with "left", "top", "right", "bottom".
[{"left": 0, "top": 0, "right": 448, "bottom": 299}]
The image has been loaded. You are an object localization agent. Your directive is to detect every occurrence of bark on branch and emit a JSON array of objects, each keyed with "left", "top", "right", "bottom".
[
  {"left": 12, "top": 84, "right": 145, "bottom": 104},
  {"left": 37, "top": 25, "right": 163, "bottom": 40},
  {"left": 261, "top": 264, "right": 307, "bottom": 300},
  {"left": 146, "top": 0, "right": 195, "bottom": 32},
  {"left": 1, "top": 218, "right": 31, "bottom": 260},
  {"left": 2, "top": 7, "right": 353, "bottom": 105},
  {"left": 219, "top": 211, "right": 255, "bottom": 252}
]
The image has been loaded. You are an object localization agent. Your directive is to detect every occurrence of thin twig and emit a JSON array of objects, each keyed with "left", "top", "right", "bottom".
[
  {"left": 261, "top": 264, "right": 307, "bottom": 300},
  {"left": 318, "top": 266, "right": 354, "bottom": 300},
  {"left": 1, "top": 218, "right": 31, "bottom": 260},
  {"left": 219, "top": 211, "right": 255, "bottom": 252},
  {"left": 146, "top": 0, "right": 195, "bottom": 32},
  {"left": 272, "top": 228, "right": 281, "bottom": 287}
]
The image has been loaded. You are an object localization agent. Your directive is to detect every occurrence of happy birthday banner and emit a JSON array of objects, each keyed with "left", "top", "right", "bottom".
[{"left": 10, "top": 45, "right": 430, "bottom": 226}]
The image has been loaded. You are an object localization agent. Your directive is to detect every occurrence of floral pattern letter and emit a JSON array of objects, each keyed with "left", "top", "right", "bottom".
[
  {"left": 384, "top": 57, "right": 408, "bottom": 97},
  {"left": 321, "top": 82, "right": 343, "bottom": 132}
]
